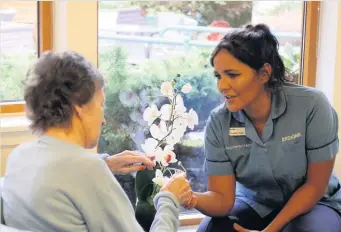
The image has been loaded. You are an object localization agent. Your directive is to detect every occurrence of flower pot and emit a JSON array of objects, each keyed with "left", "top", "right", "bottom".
[
  {"left": 135, "top": 169, "right": 156, "bottom": 231},
  {"left": 135, "top": 199, "right": 156, "bottom": 232}
]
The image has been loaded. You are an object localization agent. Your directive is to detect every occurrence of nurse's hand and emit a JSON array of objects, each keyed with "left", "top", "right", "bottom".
[
  {"left": 160, "top": 172, "right": 193, "bottom": 205},
  {"left": 183, "top": 192, "right": 197, "bottom": 209},
  {"left": 233, "top": 223, "right": 261, "bottom": 232},
  {"left": 105, "top": 150, "right": 155, "bottom": 174}
]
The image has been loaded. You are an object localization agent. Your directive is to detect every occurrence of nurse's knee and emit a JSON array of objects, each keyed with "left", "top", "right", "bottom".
[
  {"left": 281, "top": 205, "right": 341, "bottom": 232},
  {"left": 281, "top": 217, "right": 315, "bottom": 232}
]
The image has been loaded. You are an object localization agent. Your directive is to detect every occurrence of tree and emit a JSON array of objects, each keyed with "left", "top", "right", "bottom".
[{"left": 99, "top": 1, "right": 253, "bottom": 27}]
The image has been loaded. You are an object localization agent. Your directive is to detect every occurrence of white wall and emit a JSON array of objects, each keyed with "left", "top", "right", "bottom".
[
  {"left": 331, "top": 2, "right": 341, "bottom": 178},
  {"left": 53, "top": 1, "right": 67, "bottom": 52},
  {"left": 315, "top": 1, "right": 339, "bottom": 103},
  {"left": 314, "top": 1, "right": 341, "bottom": 178}
]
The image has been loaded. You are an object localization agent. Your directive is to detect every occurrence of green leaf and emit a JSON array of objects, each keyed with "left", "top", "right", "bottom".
[{"left": 135, "top": 169, "right": 156, "bottom": 201}]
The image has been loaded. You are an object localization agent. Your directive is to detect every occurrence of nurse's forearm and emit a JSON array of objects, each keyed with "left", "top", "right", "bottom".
[
  {"left": 265, "top": 183, "right": 323, "bottom": 232},
  {"left": 194, "top": 191, "right": 234, "bottom": 217}
]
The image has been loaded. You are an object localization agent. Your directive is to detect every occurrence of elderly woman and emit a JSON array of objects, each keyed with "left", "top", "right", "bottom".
[
  {"left": 184, "top": 24, "right": 341, "bottom": 232},
  {"left": 2, "top": 51, "right": 192, "bottom": 232}
]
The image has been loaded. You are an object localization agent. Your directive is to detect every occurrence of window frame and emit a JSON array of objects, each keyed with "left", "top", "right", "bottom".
[
  {"left": 0, "top": 1, "right": 54, "bottom": 114},
  {"left": 301, "top": 1, "right": 320, "bottom": 87}
]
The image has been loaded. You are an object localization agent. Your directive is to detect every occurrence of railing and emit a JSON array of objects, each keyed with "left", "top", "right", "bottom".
[
  {"left": 158, "top": 25, "right": 301, "bottom": 39},
  {"left": 98, "top": 25, "right": 302, "bottom": 58},
  {"left": 99, "top": 34, "right": 218, "bottom": 48}
]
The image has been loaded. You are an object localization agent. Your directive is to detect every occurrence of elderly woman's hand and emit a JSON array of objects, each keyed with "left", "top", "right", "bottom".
[
  {"left": 160, "top": 173, "right": 193, "bottom": 205},
  {"left": 105, "top": 151, "right": 155, "bottom": 174}
]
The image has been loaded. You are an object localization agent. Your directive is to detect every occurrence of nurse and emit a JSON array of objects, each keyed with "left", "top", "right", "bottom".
[{"left": 186, "top": 24, "right": 341, "bottom": 232}]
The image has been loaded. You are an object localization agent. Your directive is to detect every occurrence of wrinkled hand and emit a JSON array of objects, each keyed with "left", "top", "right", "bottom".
[
  {"left": 233, "top": 223, "right": 261, "bottom": 232},
  {"left": 160, "top": 172, "right": 192, "bottom": 205},
  {"left": 105, "top": 150, "right": 154, "bottom": 174}
]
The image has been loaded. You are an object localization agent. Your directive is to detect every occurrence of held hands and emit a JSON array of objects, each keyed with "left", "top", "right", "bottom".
[
  {"left": 160, "top": 172, "right": 194, "bottom": 206},
  {"left": 105, "top": 150, "right": 155, "bottom": 174},
  {"left": 105, "top": 151, "right": 198, "bottom": 207},
  {"left": 184, "top": 193, "right": 197, "bottom": 209}
]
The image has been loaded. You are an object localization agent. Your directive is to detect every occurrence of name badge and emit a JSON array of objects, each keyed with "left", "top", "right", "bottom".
[{"left": 229, "top": 127, "right": 246, "bottom": 136}]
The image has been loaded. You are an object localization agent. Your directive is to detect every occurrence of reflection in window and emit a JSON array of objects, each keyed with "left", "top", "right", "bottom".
[
  {"left": 97, "top": 1, "right": 304, "bottom": 214},
  {"left": 0, "top": 1, "right": 38, "bottom": 102}
]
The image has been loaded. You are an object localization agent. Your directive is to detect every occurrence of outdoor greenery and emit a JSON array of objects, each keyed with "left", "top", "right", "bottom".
[
  {"left": 254, "top": 1, "right": 302, "bottom": 15},
  {"left": 98, "top": 46, "right": 220, "bottom": 156},
  {"left": 99, "top": 1, "right": 252, "bottom": 27},
  {"left": 0, "top": 52, "right": 35, "bottom": 101},
  {"left": 280, "top": 43, "right": 301, "bottom": 82}
]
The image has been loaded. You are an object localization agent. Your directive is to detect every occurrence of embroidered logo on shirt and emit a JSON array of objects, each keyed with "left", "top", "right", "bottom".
[
  {"left": 225, "top": 144, "right": 252, "bottom": 150},
  {"left": 282, "top": 132, "right": 302, "bottom": 142}
]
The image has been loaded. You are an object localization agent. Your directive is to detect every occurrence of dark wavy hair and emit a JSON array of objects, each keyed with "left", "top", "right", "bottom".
[
  {"left": 210, "top": 24, "right": 288, "bottom": 92},
  {"left": 24, "top": 51, "right": 104, "bottom": 133}
]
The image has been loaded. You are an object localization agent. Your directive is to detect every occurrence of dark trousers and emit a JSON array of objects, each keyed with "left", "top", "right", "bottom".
[{"left": 197, "top": 200, "right": 341, "bottom": 232}]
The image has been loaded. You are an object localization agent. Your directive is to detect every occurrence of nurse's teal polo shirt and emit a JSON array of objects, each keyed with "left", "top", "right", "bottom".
[{"left": 204, "top": 83, "right": 340, "bottom": 217}]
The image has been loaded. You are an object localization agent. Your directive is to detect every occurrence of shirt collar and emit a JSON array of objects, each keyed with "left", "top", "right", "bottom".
[
  {"left": 270, "top": 89, "right": 287, "bottom": 119},
  {"left": 231, "top": 89, "right": 287, "bottom": 123},
  {"left": 38, "top": 134, "right": 85, "bottom": 152}
]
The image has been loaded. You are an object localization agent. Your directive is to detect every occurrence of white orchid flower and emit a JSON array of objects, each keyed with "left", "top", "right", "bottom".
[
  {"left": 160, "top": 148, "right": 177, "bottom": 166},
  {"left": 141, "top": 138, "right": 163, "bottom": 165},
  {"left": 181, "top": 83, "right": 192, "bottom": 94},
  {"left": 160, "top": 81, "right": 174, "bottom": 97},
  {"left": 173, "top": 116, "right": 188, "bottom": 131},
  {"left": 164, "top": 144, "right": 174, "bottom": 151},
  {"left": 174, "top": 95, "right": 187, "bottom": 115},
  {"left": 187, "top": 108, "right": 199, "bottom": 130},
  {"left": 141, "top": 82, "right": 197, "bottom": 186},
  {"left": 152, "top": 169, "right": 169, "bottom": 186},
  {"left": 150, "top": 120, "right": 168, "bottom": 140},
  {"left": 141, "top": 138, "right": 158, "bottom": 155},
  {"left": 174, "top": 94, "right": 184, "bottom": 106},
  {"left": 143, "top": 104, "right": 161, "bottom": 126},
  {"left": 160, "top": 104, "right": 172, "bottom": 121},
  {"left": 166, "top": 128, "right": 184, "bottom": 147}
]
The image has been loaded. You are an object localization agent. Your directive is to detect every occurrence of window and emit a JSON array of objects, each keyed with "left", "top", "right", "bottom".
[
  {"left": 97, "top": 0, "right": 318, "bottom": 221},
  {"left": 0, "top": 1, "right": 53, "bottom": 112}
]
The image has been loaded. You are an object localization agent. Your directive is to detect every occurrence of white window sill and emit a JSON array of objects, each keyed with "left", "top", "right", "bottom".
[
  {"left": 0, "top": 114, "right": 31, "bottom": 133},
  {"left": 179, "top": 213, "right": 205, "bottom": 226}
]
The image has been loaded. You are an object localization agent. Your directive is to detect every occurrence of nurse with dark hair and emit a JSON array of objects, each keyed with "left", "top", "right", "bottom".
[{"left": 184, "top": 24, "right": 341, "bottom": 232}]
